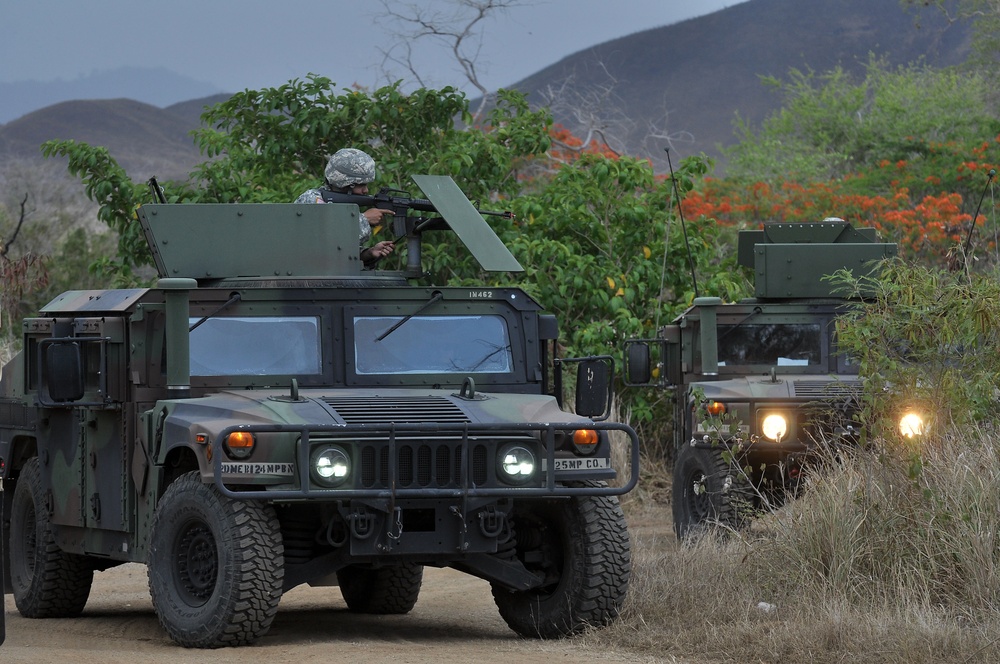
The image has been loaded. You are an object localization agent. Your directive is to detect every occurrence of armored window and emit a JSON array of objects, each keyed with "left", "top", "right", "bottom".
[
  {"left": 189, "top": 316, "right": 322, "bottom": 376},
  {"left": 718, "top": 323, "right": 823, "bottom": 367},
  {"left": 353, "top": 315, "right": 513, "bottom": 375}
]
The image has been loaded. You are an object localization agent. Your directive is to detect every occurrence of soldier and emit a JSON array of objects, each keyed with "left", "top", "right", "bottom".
[{"left": 295, "top": 148, "right": 395, "bottom": 266}]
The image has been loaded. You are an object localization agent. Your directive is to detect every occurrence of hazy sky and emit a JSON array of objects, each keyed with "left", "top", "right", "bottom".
[{"left": 1, "top": 0, "right": 748, "bottom": 94}]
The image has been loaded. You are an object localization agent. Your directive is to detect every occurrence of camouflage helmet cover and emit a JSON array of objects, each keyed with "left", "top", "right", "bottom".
[{"left": 325, "top": 148, "right": 376, "bottom": 190}]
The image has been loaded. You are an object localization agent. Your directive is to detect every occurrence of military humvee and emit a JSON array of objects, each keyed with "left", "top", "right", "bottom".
[
  {"left": 625, "top": 220, "right": 916, "bottom": 538},
  {"left": 0, "top": 175, "right": 639, "bottom": 647}
]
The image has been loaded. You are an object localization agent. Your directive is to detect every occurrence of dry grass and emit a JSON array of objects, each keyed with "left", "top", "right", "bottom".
[{"left": 589, "top": 427, "right": 1000, "bottom": 663}]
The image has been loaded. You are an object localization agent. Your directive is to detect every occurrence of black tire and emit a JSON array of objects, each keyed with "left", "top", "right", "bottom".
[
  {"left": 9, "top": 457, "right": 94, "bottom": 618},
  {"left": 146, "top": 472, "right": 284, "bottom": 648},
  {"left": 490, "top": 480, "right": 630, "bottom": 638},
  {"left": 672, "top": 442, "right": 754, "bottom": 539},
  {"left": 337, "top": 562, "right": 423, "bottom": 614}
]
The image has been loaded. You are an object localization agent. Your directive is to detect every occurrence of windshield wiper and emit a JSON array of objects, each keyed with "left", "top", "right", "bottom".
[
  {"left": 376, "top": 291, "right": 444, "bottom": 342},
  {"left": 189, "top": 293, "right": 242, "bottom": 332},
  {"left": 717, "top": 305, "right": 762, "bottom": 342}
]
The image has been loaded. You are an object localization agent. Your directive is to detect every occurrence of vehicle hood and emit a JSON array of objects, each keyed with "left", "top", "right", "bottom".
[
  {"left": 158, "top": 386, "right": 584, "bottom": 436},
  {"left": 695, "top": 374, "right": 862, "bottom": 402}
]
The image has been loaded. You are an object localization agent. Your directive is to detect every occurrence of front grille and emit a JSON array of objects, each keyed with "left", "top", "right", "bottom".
[
  {"left": 359, "top": 440, "right": 489, "bottom": 489},
  {"left": 793, "top": 380, "right": 862, "bottom": 399},
  {"left": 322, "top": 396, "right": 471, "bottom": 424},
  {"left": 798, "top": 402, "right": 862, "bottom": 443}
]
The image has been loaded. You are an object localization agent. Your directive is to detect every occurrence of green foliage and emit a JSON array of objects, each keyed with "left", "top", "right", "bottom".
[
  {"left": 831, "top": 258, "right": 1000, "bottom": 439},
  {"left": 903, "top": 0, "right": 1000, "bottom": 96},
  {"left": 181, "top": 76, "right": 551, "bottom": 205},
  {"left": 498, "top": 154, "right": 745, "bottom": 358},
  {"left": 40, "top": 140, "right": 148, "bottom": 285},
  {"left": 41, "top": 79, "right": 553, "bottom": 286},
  {"left": 479, "top": 154, "right": 748, "bottom": 427},
  {"left": 725, "top": 57, "right": 1000, "bottom": 200}
]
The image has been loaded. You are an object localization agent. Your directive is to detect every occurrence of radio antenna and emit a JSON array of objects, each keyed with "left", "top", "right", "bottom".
[
  {"left": 962, "top": 168, "right": 996, "bottom": 274},
  {"left": 665, "top": 148, "right": 700, "bottom": 299}
]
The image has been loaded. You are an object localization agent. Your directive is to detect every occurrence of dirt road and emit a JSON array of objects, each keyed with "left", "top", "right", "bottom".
[{"left": 2, "top": 556, "right": 650, "bottom": 663}]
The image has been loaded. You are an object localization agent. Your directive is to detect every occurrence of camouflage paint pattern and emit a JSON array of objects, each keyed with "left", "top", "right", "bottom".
[
  {"left": 0, "top": 179, "right": 638, "bottom": 584},
  {"left": 626, "top": 220, "right": 900, "bottom": 535},
  {"left": 323, "top": 148, "right": 376, "bottom": 190}
]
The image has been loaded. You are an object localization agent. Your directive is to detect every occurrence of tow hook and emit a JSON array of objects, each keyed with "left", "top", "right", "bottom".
[
  {"left": 349, "top": 507, "right": 376, "bottom": 540},
  {"left": 478, "top": 506, "right": 505, "bottom": 538}
]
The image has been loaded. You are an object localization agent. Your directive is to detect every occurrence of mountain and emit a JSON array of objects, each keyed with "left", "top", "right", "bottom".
[
  {"left": 0, "top": 0, "right": 974, "bottom": 181},
  {"left": 511, "top": 0, "right": 970, "bottom": 172},
  {"left": 0, "top": 95, "right": 231, "bottom": 181},
  {"left": 0, "top": 67, "right": 222, "bottom": 126}
]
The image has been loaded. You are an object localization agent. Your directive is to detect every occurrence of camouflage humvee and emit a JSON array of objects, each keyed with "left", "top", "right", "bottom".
[
  {"left": 625, "top": 220, "right": 922, "bottom": 537},
  {"left": 0, "top": 175, "right": 639, "bottom": 647}
]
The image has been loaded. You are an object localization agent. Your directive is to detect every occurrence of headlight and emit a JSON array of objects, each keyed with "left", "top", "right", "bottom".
[
  {"left": 899, "top": 412, "right": 925, "bottom": 438},
  {"left": 310, "top": 445, "right": 351, "bottom": 487},
  {"left": 498, "top": 444, "right": 536, "bottom": 485},
  {"left": 760, "top": 413, "right": 788, "bottom": 442}
]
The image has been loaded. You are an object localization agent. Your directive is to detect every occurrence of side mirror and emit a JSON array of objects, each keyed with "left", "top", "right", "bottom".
[
  {"left": 624, "top": 341, "right": 651, "bottom": 385},
  {"left": 575, "top": 357, "right": 611, "bottom": 420},
  {"left": 43, "top": 340, "right": 85, "bottom": 402}
]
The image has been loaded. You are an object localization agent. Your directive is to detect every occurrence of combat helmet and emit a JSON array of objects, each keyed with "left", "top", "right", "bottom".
[{"left": 325, "top": 148, "right": 376, "bottom": 190}]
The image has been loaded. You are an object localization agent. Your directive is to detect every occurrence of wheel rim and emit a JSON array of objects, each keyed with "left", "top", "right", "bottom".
[
  {"left": 173, "top": 519, "right": 218, "bottom": 606},
  {"left": 685, "top": 468, "right": 713, "bottom": 522}
]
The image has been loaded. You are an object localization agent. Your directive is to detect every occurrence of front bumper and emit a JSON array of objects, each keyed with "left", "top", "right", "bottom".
[{"left": 210, "top": 420, "right": 640, "bottom": 500}]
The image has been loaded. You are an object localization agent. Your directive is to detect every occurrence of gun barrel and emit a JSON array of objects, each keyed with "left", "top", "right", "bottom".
[{"left": 319, "top": 189, "right": 513, "bottom": 220}]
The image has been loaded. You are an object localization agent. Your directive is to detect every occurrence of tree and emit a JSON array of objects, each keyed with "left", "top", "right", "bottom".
[
  {"left": 375, "top": 0, "right": 528, "bottom": 120},
  {"left": 0, "top": 195, "right": 49, "bottom": 337},
  {"left": 832, "top": 258, "right": 1000, "bottom": 439},
  {"left": 724, "top": 57, "right": 1000, "bottom": 192},
  {"left": 42, "top": 78, "right": 553, "bottom": 285},
  {"left": 902, "top": 0, "right": 1000, "bottom": 100}
]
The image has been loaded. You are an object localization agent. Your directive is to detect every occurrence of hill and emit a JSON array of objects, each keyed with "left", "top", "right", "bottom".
[
  {"left": 511, "top": 0, "right": 970, "bottom": 171},
  {"left": 0, "top": 95, "right": 231, "bottom": 181},
  {"left": 0, "top": 66, "right": 222, "bottom": 126},
  {"left": 0, "top": 0, "right": 973, "bottom": 181}
]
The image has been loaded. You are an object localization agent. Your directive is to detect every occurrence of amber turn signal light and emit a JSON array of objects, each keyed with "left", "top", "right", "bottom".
[
  {"left": 224, "top": 431, "right": 255, "bottom": 459},
  {"left": 706, "top": 401, "right": 726, "bottom": 416}
]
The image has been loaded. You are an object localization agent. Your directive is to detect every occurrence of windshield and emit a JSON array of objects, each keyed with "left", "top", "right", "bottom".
[
  {"left": 354, "top": 315, "right": 512, "bottom": 375},
  {"left": 189, "top": 316, "right": 322, "bottom": 376},
  {"left": 718, "top": 323, "right": 823, "bottom": 367}
]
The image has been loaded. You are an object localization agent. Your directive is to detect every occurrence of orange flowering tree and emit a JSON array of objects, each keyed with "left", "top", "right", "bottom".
[
  {"left": 707, "top": 59, "right": 1000, "bottom": 269},
  {"left": 686, "top": 141, "right": 1000, "bottom": 270}
]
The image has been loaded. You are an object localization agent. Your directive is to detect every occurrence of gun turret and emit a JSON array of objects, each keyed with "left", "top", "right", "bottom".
[
  {"left": 738, "top": 219, "right": 897, "bottom": 299},
  {"left": 135, "top": 175, "right": 523, "bottom": 282}
]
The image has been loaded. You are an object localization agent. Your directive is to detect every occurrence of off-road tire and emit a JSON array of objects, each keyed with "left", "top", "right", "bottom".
[
  {"left": 337, "top": 563, "right": 423, "bottom": 614},
  {"left": 9, "top": 457, "right": 94, "bottom": 618},
  {"left": 146, "top": 472, "right": 284, "bottom": 648},
  {"left": 491, "top": 480, "right": 630, "bottom": 638},
  {"left": 672, "top": 442, "right": 754, "bottom": 539}
]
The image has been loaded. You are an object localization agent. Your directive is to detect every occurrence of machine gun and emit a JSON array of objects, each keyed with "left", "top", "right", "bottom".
[{"left": 318, "top": 186, "right": 514, "bottom": 240}]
